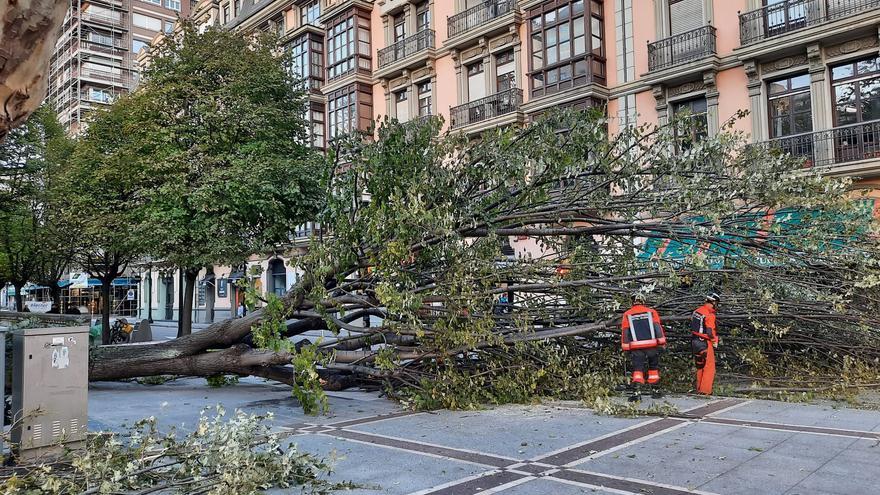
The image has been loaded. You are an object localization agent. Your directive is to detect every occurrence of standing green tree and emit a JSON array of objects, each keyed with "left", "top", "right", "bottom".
[
  {"left": 61, "top": 95, "right": 150, "bottom": 343},
  {"left": 133, "top": 21, "right": 321, "bottom": 337},
  {"left": 0, "top": 105, "right": 73, "bottom": 312}
]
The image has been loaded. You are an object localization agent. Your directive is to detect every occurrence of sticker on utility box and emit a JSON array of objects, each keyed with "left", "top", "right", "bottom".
[{"left": 52, "top": 346, "right": 70, "bottom": 369}]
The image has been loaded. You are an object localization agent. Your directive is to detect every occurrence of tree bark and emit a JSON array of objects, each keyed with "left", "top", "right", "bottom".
[
  {"left": 0, "top": 0, "right": 69, "bottom": 140},
  {"left": 178, "top": 268, "right": 198, "bottom": 337},
  {"left": 49, "top": 283, "right": 62, "bottom": 313},
  {"left": 13, "top": 283, "right": 24, "bottom": 312},
  {"left": 100, "top": 280, "right": 112, "bottom": 345}
]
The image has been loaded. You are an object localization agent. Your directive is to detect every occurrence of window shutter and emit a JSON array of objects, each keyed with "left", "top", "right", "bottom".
[{"left": 669, "top": 0, "right": 703, "bottom": 35}]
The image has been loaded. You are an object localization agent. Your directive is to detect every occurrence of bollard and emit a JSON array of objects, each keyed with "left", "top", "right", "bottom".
[{"left": 1, "top": 326, "right": 6, "bottom": 458}]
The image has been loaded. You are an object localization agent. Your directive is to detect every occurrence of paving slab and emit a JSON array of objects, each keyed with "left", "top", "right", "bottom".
[
  {"left": 276, "top": 434, "right": 485, "bottom": 495},
  {"left": 490, "top": 477, "right": 621, "bottom": 494},
  {"left": 88, "top": 377, "right": 402, "bottom": 433},
  {"left": 349, "top": 404, "right": 649, "bottom": 459},
  {"left": 712, "top": 399, "right": 880, "bottom": 432}
]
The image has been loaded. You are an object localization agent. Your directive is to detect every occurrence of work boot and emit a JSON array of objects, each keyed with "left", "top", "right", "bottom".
[
  {"left": 650, "top": 387, "right": 663, "bottom": 399},
  {"left": 628, "top": 392, "right": 642, "bottom": 403},
  {"left": 615, "top": 382, "right": 635, "bottom": 392}
]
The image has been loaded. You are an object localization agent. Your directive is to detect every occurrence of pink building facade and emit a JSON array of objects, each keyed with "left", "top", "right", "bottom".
[{"left": 139, "top": 0, "right": 880, "bottom": 323}]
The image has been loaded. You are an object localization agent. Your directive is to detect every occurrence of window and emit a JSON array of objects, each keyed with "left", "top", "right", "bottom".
[
  {"left": 222, "top": 4, "right": 230, "bottom": 23},
  {"left": 132, "top": 39, "right": 149, "bottom": 53},
  {"left": 328, "top": 86, "right": 357, "bottom": 139},
  {"left": 164, "top": 0, "right": 181, "bottom": 11},
  {"left": 832, "top": 56, "right": 880, "bottom": 126},
  {"left": 142, "top": 0, "right": 161, "bottom": 5},
  {"left": 132, "top": 13, "right": 162, "bottom": 30},
  {"left": 467, "top": 61, "right": 485, "bottom": 101},
  {"left": 88, "top": 87, "right": 112, "bottom": 103},
  {"left": 764, "top": 0, "right": 807, "bottom": 36},
  {"left": 234, "top": 0, "right": 241, "bottom": 15},
  {"left": 418, "top": 81, "right": 432, "bottom": 116},
  {"left": 416, "top": 2, "right": 430, "bottom": 32},
  {"left": 311, "top": 106, "right": 325, "bottom": 148},
  {"left": 164, "top": 21, "right": 174, "bottom": 33},
  {"left": 289, "top": 35, "right": 324, "bottom": 89},
  {"left": 528, "top": 0, "right": 604, "bottom": 98},
  {"left": 326, "top": 11, "right": 370, "bottom": 80},
  {"left": 830, "top": 55, "right": 880, "bottom": 163},
  {"left": 395, "top": 88, "right": 409, "bottom": 121},
  {"left": 89, "top": 32, "right": 114, "bottom": 46},
  {"left": 672, "top": 97, "right": 708, "bottom": 146},
  {"left": 496, "top": 50, "right": 515, "bottom": 91},
  {"left": 768, "top": 73, "right": 811, "bottom": 138},
  {"left": 301, "top": 0, "right": 320, "bottom": 26},
  {"left": 393, "top": 13, "right": 406, "bottom": 41}
]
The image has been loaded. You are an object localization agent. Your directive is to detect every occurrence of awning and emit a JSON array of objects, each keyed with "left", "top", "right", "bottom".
[
  {"left": 203, "top": 273, "right": 216, "bottom": 282},
  {"left": 228, "top": 270, "right": 245, "bottom": 281},
  {"left": 111, "top": 277, "right": 137, "bottom": 286}
]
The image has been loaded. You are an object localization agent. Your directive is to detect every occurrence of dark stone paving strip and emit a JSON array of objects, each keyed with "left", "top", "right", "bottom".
[
  {"left": 420, "top": 471, "right": 527, "bottom": 495},
  {"left": 552, "top": 469, "right": 702, "bottom": 495},
  {"left": 679, "top": 398, "right": 746, "bottom": 417},
  {"left": 327, "top": 410, "right": 422, "bottom": 428},
  {"left": 328, "top": 428, "right": 516, "bottom": 468},
  {"left": 703, "top": 416, "right": 880, "bottom": 440},
  {"left": 537, "top": 417, "right": 685, "bottom": 466}
]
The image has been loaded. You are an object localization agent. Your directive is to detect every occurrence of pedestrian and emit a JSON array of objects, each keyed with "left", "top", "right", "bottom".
[
  {"left": 620, "top": 293, "right": 666, "bottom": 402},
  {"left": 691, "top": 293, "right": 720, "bottom": 395},
  {"left": 237, "top": 302, "right": 246, "bottom": 318}
]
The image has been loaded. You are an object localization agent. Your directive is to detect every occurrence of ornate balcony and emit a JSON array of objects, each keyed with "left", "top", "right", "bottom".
[
  {"left": 378, "top": 29, "right": 435, "bottom": 69},
  {"left": 447, "top": 0, "right": 516, "bottom": 38},
  {"left": 450, "top": 88, "right": 522, "bottom": 129},
  {"left": 647, "top": 26, "right": 716, "bottom": 72},
  {"left": 756, "top": 120, "right": 880, "bottom": 170},
  {"left": 739, "top": 0, "right": 880, "bottom": 45}
]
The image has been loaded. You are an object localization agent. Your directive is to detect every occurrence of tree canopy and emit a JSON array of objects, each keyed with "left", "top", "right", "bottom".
[{"left": 131, "top": 21, "right": 321, "bottom": 336}]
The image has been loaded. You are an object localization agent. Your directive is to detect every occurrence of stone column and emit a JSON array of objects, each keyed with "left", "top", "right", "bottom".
[
  {"left": 744, "top": 59, "right": 764, "bottom": 142},
  {"left": 704, "top": 70, "right": 720, "bottom": 137},
  {"left": 807, "top": 42, "right": 831, "bottom": 165},
  {"left": 652, "top": 84, "right": 668, "bottom": 125}
]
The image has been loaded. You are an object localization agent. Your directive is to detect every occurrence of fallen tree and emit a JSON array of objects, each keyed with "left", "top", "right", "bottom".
[{"left": 90, "top": 111, "right": 880, "bottom": 410}]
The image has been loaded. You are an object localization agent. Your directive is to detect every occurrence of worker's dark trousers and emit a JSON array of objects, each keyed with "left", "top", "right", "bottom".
[{"left": 629, "top": 348, "right": 660, "bottom": 385}]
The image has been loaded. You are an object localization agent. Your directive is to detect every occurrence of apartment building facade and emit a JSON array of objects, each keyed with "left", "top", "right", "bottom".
[
  {"left": 137, "top": 0, "right": 880, "bottom": 323},
  {"left": 48, "top": 0, "right": 190, "bottom": 134}
]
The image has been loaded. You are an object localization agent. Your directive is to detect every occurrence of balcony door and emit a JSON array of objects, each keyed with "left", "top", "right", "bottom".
[
  {"left": 667, "top": 0, "right": 705, "bottom": 66},
  {"left": 832, "top": 56, "right": 880, "bottom": 164},
  {"left": 768, "top": 73, "right": 813, "bottom": 166},
  {"left": 763, "top": 0, "right": 809, "bottom": 38}
]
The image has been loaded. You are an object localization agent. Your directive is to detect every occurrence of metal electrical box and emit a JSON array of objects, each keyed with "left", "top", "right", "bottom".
[{"left": 11, "top": 327, "right": 89, "bottom": 460}]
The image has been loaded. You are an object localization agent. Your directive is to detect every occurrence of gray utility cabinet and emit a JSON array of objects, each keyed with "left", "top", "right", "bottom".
[{"left": 12, "top": 326, "right": 89, "bottom": 460}]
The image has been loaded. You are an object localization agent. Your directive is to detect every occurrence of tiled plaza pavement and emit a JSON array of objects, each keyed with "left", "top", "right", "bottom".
[{"left": 89, "top": 378, "right": 880, "bottom": 494}]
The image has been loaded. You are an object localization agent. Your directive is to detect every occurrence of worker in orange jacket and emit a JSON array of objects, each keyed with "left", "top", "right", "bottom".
[
  {"left": 620, "top": 293, "right": 666, "bottom": 402},
  {"left": 691, "top": 293, "right": 720, "bottom": 395}
]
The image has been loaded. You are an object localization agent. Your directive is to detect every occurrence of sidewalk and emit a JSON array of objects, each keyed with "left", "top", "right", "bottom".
[{"left": 88, "top": 378, "right": 880, "bottom": 494}]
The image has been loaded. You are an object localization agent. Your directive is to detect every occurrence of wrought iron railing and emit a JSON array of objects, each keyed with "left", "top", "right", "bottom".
[
  {"left": 378, "top": 29, "right": 435, "bottom": 68},
  {"left": 447, "top": 0, "right": 516, "bottom": 38},
  {"left": 647, "top": 25, "right": 716, "bottom": 72},
  {"left": 756, "top": 120, "right": 880, "bottom": 168},
  {"left": 450, "top": 88, "right": 522, "bottom": 129},
  {"left": 739, "top": 0, "right": 880, "bottom": 45}
]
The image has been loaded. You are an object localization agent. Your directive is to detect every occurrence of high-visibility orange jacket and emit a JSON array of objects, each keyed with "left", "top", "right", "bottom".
[
  {"left": 691, "top": 303, "right": 718, "bottom": 344},
  {"left": 621, "top": 304, "right": 666, "bottom": 351}
]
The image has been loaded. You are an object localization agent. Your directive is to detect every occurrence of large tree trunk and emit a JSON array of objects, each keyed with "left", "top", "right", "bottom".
[
  {"left": 0, "top": 0, "right": 69, "bottom": 140},
  {"left": 100, "top": 281, "right": 112, "bottom": 345},
  {"left": 178, "top": 268, "right": 198, "bottom": 337},
  {"left": 49, "top": 283, "right": 62, "bottom": 313},
  {"left": 13, "top": 283, "right": 24, "bottom": 312}
]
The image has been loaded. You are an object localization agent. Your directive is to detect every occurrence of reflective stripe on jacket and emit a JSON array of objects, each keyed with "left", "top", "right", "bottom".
[{"left": 621, "top": 304, "right": 666, "bottom": 351}]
